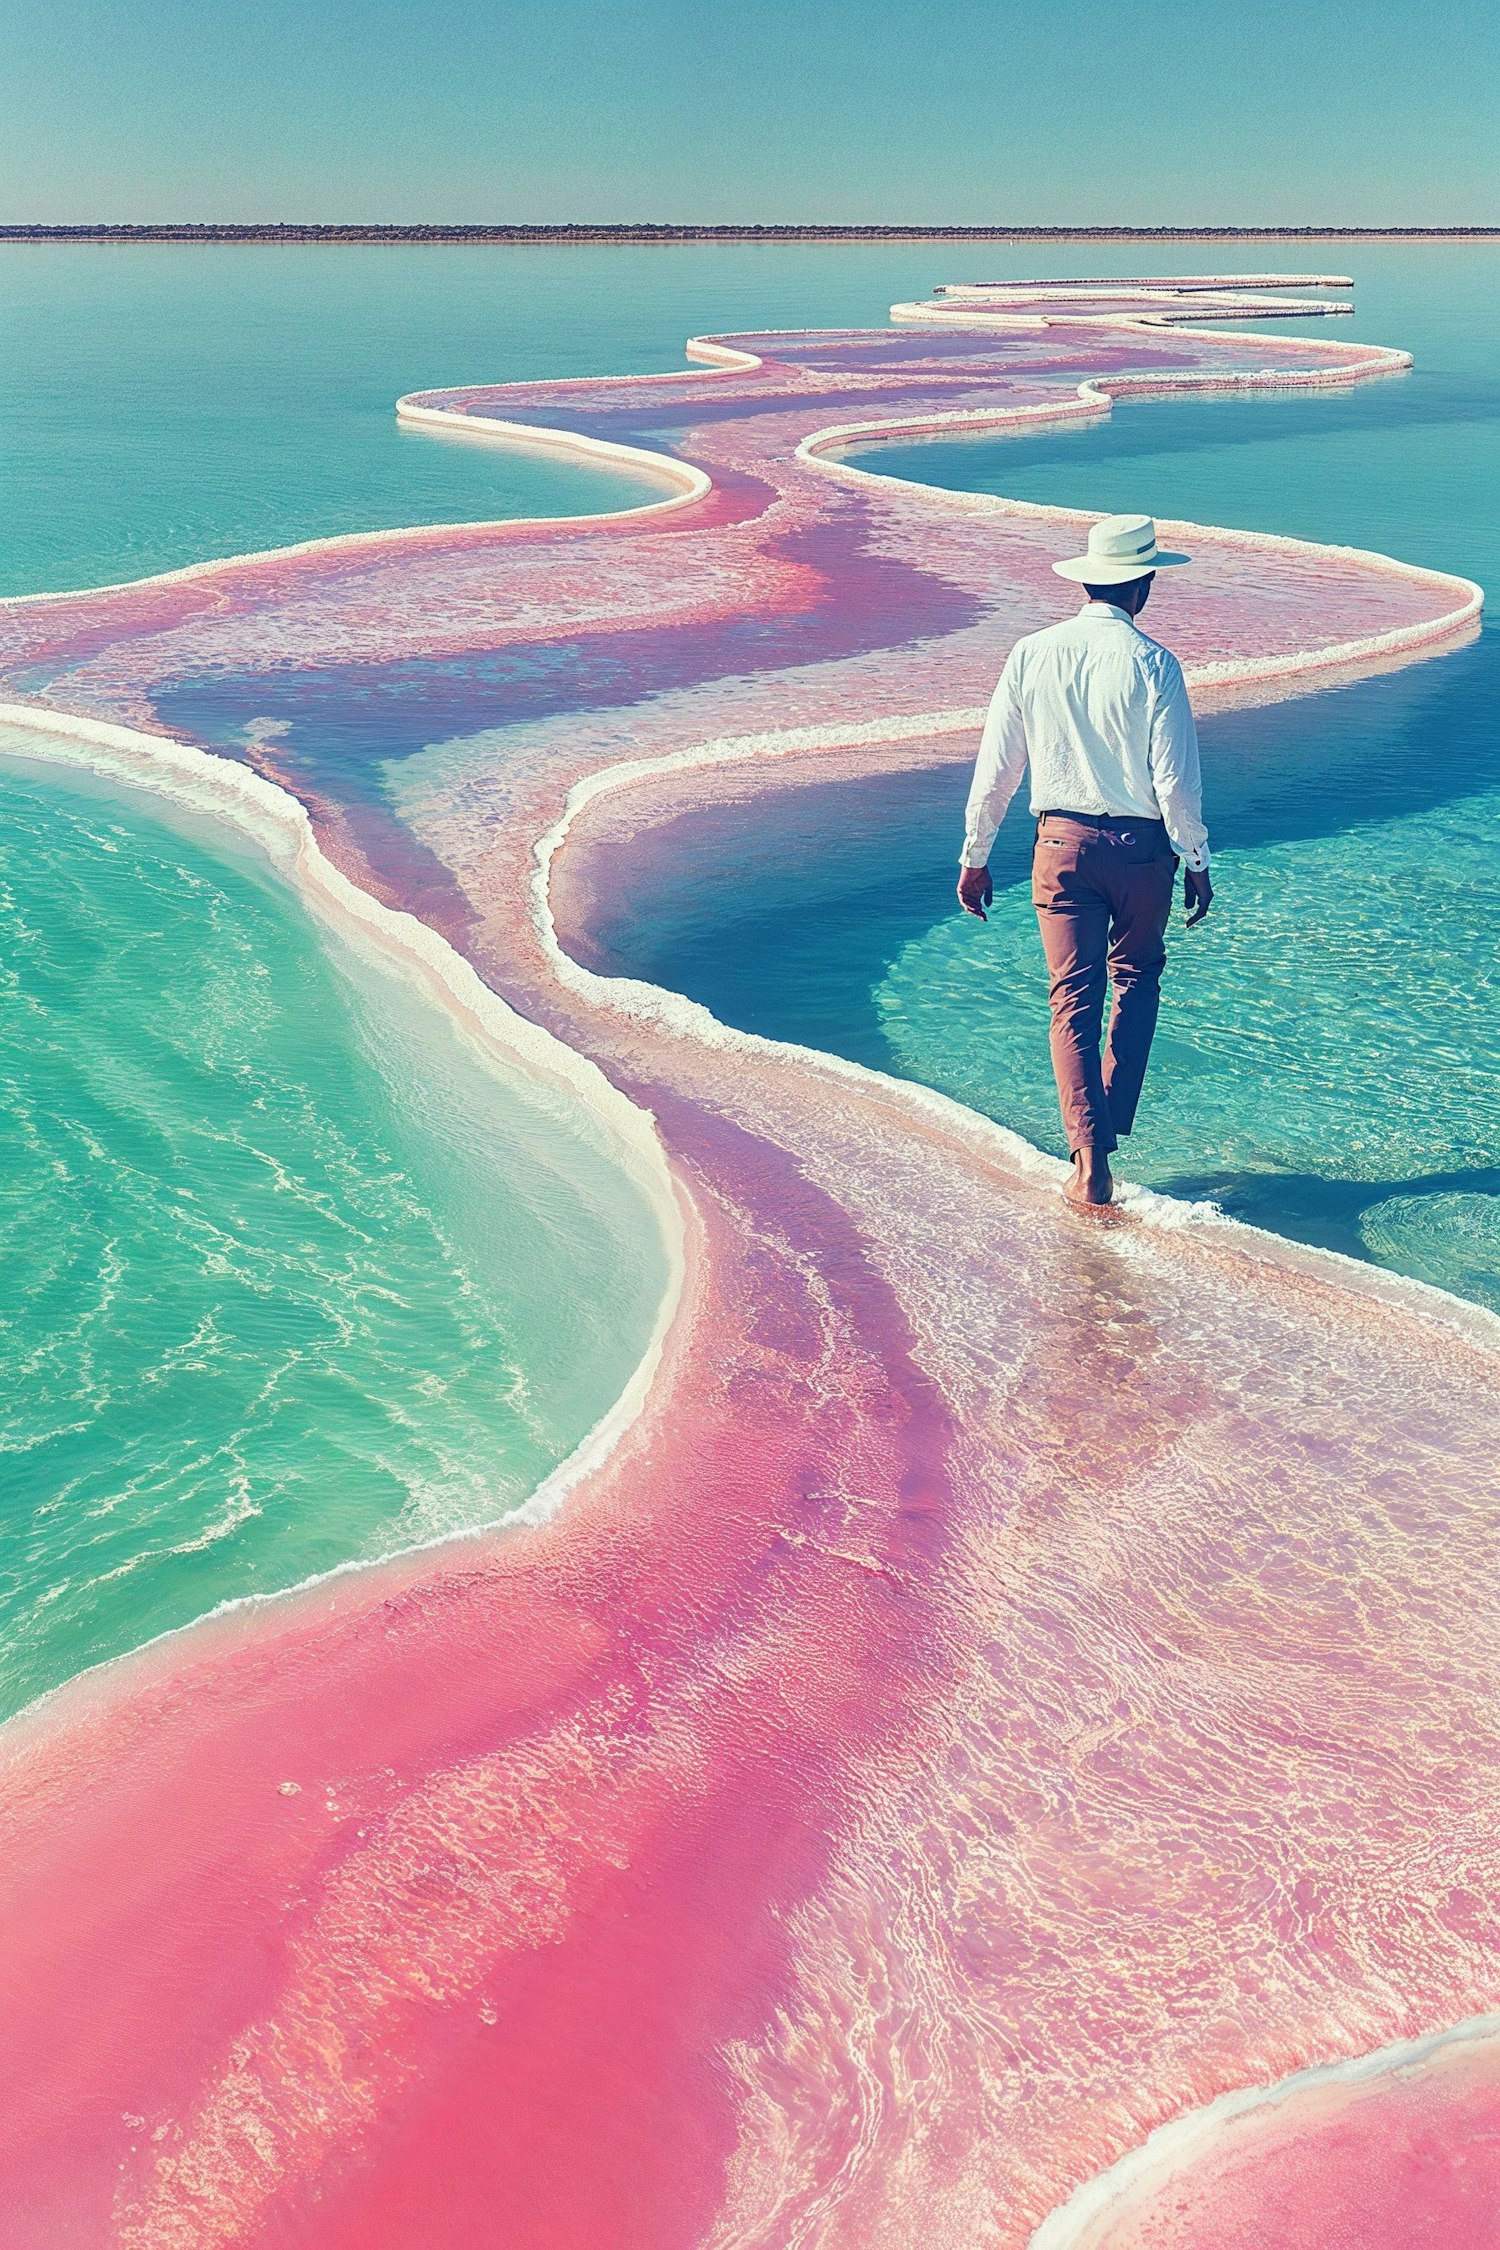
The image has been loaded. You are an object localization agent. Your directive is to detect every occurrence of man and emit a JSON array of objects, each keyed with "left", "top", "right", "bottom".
[{"left": 958, "top": 514, "right": 1213, "bottom": 1208}]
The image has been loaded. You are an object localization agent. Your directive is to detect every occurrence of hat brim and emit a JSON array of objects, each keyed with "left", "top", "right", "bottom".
[{"left": 1052, "top": 550, "right": 1191, "bottom": 583}]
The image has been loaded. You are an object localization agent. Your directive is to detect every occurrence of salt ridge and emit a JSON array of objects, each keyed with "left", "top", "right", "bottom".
[
  {"left": 0, "top": 281, "right": 1493, "bottom": 2250},
  {"left": 0, "top": 705, "right": 688, "bottom": 1739}
]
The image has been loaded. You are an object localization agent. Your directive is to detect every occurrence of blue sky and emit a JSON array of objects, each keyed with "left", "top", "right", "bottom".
[{"left": 6, "top": 0, "right": 1496, "bottom": 225}]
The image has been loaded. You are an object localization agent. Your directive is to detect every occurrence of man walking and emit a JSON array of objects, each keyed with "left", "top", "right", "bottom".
[{"left": 958, "top": 515, "right": 1213, "bottom": 1208}]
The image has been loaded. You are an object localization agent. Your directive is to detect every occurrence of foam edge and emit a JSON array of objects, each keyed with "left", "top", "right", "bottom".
[
  {"left": 532, "top": 715, "right": 1500, "bottom": 1361},
  {"left": 0, "top": 700, "right": 690, "bottom": 1743},
  {"left": 1028, "top": 2009, "right": 1500, "bottom": 2249}
]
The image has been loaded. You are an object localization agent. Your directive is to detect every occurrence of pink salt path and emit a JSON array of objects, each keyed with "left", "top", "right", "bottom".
[{"left": 0, "top": 281, "right": 1493, "bottom": 2248}]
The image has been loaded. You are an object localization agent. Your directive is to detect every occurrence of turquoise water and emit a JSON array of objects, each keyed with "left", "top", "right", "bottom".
[
  {"left": 10, "top": 238, "right": 1475, "bottom": 594},
  {"left": 858, "top": 250, "right": 1498, "bottom": 590},
  {"left": 0, "top": 241, "right": 970, "bottom": 594},
  {"left": 0, "top": 240, "right": 1493, "bottom": 1713},
  {"left": 0, "top": 731, "right": 666, "bottom": 1716},
  {"left": 576, "top": 245, "right": 1500, "bottom": 1308}
]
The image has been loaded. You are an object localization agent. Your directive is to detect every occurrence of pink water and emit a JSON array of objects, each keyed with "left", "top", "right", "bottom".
[
  {"left": 0, "top": 279, "right": 1494, "bottom": 2247},
  {"left": 1043, "top": 2030, "right": 1500, "bottom": 2248}
]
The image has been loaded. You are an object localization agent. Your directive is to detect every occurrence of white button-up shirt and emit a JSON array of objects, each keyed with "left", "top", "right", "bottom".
[{"left": 962, "top": 601, "right": 1211, "bottom": 870}]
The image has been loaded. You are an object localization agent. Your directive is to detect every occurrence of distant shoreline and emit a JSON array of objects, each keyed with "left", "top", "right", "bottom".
[{"left": 3, "top": 222, "right": 1497, "bottom": 246}]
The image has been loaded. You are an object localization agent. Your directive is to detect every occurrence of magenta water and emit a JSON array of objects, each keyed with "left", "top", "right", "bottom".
[{"left": 0, "top": 270, "right": 1494, "bottom": 2250}]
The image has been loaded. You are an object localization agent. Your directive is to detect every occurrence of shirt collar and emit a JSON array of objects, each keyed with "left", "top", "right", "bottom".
[{"left": 1081, "top": 600, "right": 1137, "bottom": 625}]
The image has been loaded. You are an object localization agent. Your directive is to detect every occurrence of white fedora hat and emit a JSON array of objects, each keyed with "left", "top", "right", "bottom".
[{"left": 1052, "top": 512, "right": 1191, "bottom": 583}]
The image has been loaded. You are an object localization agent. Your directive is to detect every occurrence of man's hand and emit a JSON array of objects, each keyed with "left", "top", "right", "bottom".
[
  {"left": 1183, "top": 868, "right": 1213, "bottom": 927},
  {"left": 958, "top": 864, "right": 994, "bottom": 921}
]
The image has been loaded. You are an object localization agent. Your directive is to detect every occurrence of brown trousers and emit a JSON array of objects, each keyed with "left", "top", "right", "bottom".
[{"left": 1031, "top": 812, "right": 1177, "bottom": 1156}]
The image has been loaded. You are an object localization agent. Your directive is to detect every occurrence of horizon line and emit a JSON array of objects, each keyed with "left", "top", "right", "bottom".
[{"left": 4, "top": 222, "right": 1498, "bottom": 245}]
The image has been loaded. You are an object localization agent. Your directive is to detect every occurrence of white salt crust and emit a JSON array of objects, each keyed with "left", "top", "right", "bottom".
[
  {"left": 0, "top": 362, "right": 762, "bottom": 614},
  {"left": 897, "top": 290, "right": 1358, "bottom": 324},
  {"left": 532, "top": 714, "right": 1500, "bottom": 1359},
  {"left": 0, "top": 282, "right": 1491, "bottom": 1689},
  {"left": 519, "top": 491, "right": 1497, "bottom": 2235},
  {"left": 502, "top": 285, "right": 1496, "bottom": 2240},
  {"left": 0, "top": 289, "right": 1496, "bottom": 2223},
  {"left": 388, "top": 299, "right": 1481, "bottom": 693},
  {"left": 935, "top": 274, "right": 1356, "bottom": 293},
  {"left": 0, "top": 281, "right": 1492, "bottom": 1762},
  {"left": 1027, "top": 2009, "right": 1500, "bottom": 2249},
  {"left": 0, "top": 704, "right": 689, "bottom": 1739}
]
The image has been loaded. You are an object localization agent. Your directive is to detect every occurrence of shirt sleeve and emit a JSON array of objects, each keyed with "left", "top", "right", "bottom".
[
  {"left": 961, "top": 650, "right": 1030, "bottom": 867},
  {"left": 1147, "top": 653, "right": 1210, "bottom": 870}
]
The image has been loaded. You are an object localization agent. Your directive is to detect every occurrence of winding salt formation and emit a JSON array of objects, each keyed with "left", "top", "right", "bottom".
[
  {"left": 914, "top": 274, "right": 1362, "bottom": 321},
  {"left": 0, "top": 279, "right": 1495, "bottom": 2248}
]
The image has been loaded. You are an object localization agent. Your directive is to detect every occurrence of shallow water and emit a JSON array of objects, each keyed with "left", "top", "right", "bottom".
[
  {"left": 586, "top": 247, "right": 1500, "bottom": 1308},
  {"left": 0, "top": 732, "right": 665, "bottom": 1715},
  {"left": 4, "top": 241, "right": 1490, "bottom": 1697},
  {"left": 6, "top": 237, "right": 1478, "bottom": 593},
  {"left": 0, "top": 249, "right": 1496, "bottom": 2245},
  {"left": 0, "top": 241, "right": 1491, "bottom": 1681}
]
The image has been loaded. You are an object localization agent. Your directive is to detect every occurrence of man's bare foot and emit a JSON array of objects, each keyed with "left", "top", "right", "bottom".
[{"left": 1065, "top": 1149, "right": 1114, "bottom": 1207}]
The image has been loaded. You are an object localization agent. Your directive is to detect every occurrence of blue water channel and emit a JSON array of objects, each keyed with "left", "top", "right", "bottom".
[
  {"left": 575, "top": 246, "right": 1500, "bottom": 1308},
  {"left": 0, "top": 239, "right": 1492, "bottom": 1719}
]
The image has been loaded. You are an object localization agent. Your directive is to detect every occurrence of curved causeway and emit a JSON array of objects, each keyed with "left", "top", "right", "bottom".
[{"left": 0, "top": 278, "right": 1495, "bottom": 2249}]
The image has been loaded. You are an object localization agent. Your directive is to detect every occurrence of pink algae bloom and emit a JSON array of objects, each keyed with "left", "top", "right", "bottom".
[{"left": 0, "top": 278, "right": 1492, "bottom": 2248}]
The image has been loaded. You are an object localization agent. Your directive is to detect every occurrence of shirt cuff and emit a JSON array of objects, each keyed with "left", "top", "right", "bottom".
[{"left": 1181, "top": 843, "right": 1210, "bottom": 872}]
